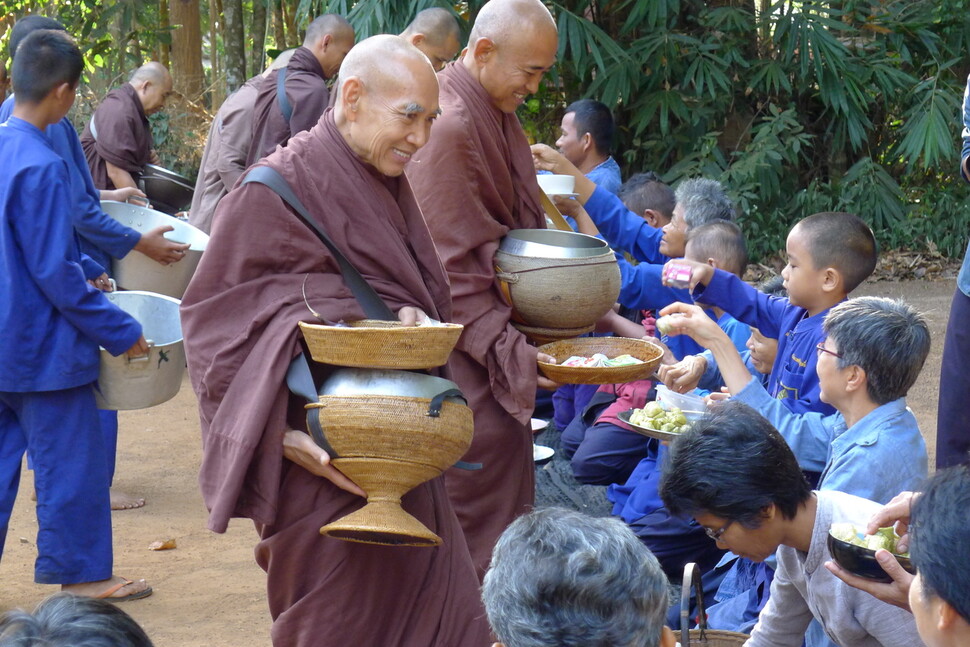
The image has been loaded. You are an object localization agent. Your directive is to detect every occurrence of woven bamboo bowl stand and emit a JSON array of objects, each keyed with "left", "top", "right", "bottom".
[
  {"left": 494, "top": 252, "right": 620, "bottom": 330},
  {"left": 306, "top": 394, "right": 473, "bottom": 547},
  {"left": 536, "top": 337, "right": 664, "bottom": 385},
  {"left": 299, "top": 320, "right": 463, "bottom": 369}
]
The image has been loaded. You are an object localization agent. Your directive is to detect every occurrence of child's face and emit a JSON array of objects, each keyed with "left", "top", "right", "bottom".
[
  {"left": 53, "top": 82, "right": 77, "bottom": 123},
  {"left": 781, "top": 225, "right": 828, "bottom": 310},
  {"left": 746, "top": 327, "right": 778, "bottom": 374}
]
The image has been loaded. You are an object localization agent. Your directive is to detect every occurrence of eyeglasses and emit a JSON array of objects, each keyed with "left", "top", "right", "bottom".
[
  {"left": 816, "top": 342, "right": 842, "bottom": 359},
  {"left": 704, "top": 519, "right": 734, "bottom": 541}
]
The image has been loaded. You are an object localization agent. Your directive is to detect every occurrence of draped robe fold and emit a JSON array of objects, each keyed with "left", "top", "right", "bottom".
[
  {"left": 181, "top": 110, "right": 490, "bottom": 647},
  {"left": 80, "top": 83, "right": 152, "bottom": 190},
  {"left": 406, "top": 61, "right": 546, "bottom": 577}
]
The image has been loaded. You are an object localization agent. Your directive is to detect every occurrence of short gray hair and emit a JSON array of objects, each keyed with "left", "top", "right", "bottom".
[
  {"left": 483, "top": 508, "right": 670, "bottom": 647},
  {"left": 823, "top": 296, "right": 930, "bottom": 405},
  {"left": 675, "top": 178, "right": 735, "bottom": 229},
  {"left": 0, "top": 593, "right": 154, "bottom": 647}
]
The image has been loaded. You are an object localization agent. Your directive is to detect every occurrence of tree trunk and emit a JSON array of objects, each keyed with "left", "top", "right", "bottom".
[
  {"left": 282, "top": 0, "right": 298, "bottom": 47},
  {"left": 251, "top": 0, "right": 268, "bottom": 78},
  {"left": 223, "top": 0, "right": 246, "bottom": 93},
  {"left": 209, "top": 0, "right": 223, "bottom": 108},
  {"left": 170, "top": 0, "right": 205, "bottom": 100},
  {"left": 159, "top": 0, "right": 171, "bottom": 68},
  {"left": 272, "top": 0, "right": 286, "bottom": 50}
]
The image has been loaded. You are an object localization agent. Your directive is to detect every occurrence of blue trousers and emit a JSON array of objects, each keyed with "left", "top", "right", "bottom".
[
  {"left": 0, "top": 384, "right": 113, "bottom": 584},
  {"left": 938, "top": 288, "right": 970, "bottom": 468}
]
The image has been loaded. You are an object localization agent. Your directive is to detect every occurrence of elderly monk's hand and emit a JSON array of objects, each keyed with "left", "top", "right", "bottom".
[
  {"left": 397, "top": 306, "right": 429, "bottom": 327},
  {"left": 134, "top": 225, "right": 191, "bottom": 266},
  {"left": 536, "top": 352, "right": 561, "bottom": 391},
  {"left": 530, "top": 143, "right": 576, "bottom": 175},
  {"left": 283, "top": 429, "right": 367, "bottom": 497},
  {"left": 149, "top": 149, "right": 160, "bottom": 165}
]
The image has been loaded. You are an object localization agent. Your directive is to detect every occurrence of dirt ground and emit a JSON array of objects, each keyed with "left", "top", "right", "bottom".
[{"left": 0, "top": 278, "right": 956, "bottom": 646}]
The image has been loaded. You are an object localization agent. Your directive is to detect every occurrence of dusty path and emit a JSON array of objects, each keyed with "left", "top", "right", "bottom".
[{"left": 0, "top": 279, "right": 955, "bottom": 646}]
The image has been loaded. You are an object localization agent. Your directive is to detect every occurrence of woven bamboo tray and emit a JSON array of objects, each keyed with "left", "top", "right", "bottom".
[
  {"left": 299, "top": 320, "right": 463, "bottom": 369},
  {"left": 536, "top": 337, "right": 664, "bottom": 385}
]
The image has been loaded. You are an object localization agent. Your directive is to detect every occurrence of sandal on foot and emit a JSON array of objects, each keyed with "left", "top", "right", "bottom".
[{"left": 95, "top": 578, "right": 153, "bottom": 602}]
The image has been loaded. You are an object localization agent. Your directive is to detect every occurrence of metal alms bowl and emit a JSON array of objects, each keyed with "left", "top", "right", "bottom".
[
  {"left": 101, "top": 200, "right": 208, "bottom": 299},
  {"left": 140, "top": 164, "right": 195, "bottom": 214},
  {"left": 498, "top": 229, "right": 610, "bottom": 259},
  {"left": 318, "top": 368, "right": 466, "bottom": 402},
  {"left": 96, "top": 290, "right": 184, "bottom": 410}
]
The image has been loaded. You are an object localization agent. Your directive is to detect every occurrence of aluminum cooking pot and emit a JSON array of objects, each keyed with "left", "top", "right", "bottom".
[
  {"left": 101, "top": 200, "right": 208, "bottom": 299},
  {"left": 140, "top": 164, "right": 195, "bottom": 214},
  {"left": 498, "top": 229, "right": 611, "bottom": 259},
  {"left": 318, "top": 368, "right": 467, "bottom": 404},
  {"left": 96, "top": 290, "right": 184, "bottom": 411}
]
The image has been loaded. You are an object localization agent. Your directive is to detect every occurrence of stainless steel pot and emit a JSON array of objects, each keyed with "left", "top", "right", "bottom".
[
  {"left": 96, "top": 290, "right": 184, "bottom": 411},
  {"left": 319, "top": 368, "right": 466, "bottom": 403},
  {"left": 102, "top": 200, "right": 208, "bottom": 299},
  {"left": 140, "top": 164, "right": 195, "bottom": 214},
  {"left": 498, "top": 229, "right": 610, "bottom": 259}
]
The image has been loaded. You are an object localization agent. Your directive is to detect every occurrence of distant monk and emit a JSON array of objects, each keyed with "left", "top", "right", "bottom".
[
  {"left": 189, "top": 50, "right": 295, "bottom": 233},
  {"left": 400, "top": 7, "right": 461, "bottom": 72},
  {"left": 407, "top": 0, "right": 559, "bottom": 578},
  {"left": 246, "top": 15, "right": 354, "bottom": 165},
  {"left": 180, "top": 35, "right": 490, "bottom": 647},
  {"left": 80, "top": 62, "right": 172, "bottom": 190}
]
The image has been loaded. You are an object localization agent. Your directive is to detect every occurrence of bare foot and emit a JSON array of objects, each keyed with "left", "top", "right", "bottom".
[
  {"left": 62, "top": 575, "right": 153, "bottom": 601},
  {"left": 110, "top": 489, "right": 146, "bottom": 510}
]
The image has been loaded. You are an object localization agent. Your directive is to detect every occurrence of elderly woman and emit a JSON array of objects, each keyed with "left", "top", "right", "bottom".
[{"left": 482, "top": 508, "right": 675, "bottom": 647}]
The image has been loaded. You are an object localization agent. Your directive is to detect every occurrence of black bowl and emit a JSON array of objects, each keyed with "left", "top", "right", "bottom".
[{"left": 827, "top": 532, "right": 915, "bottom": 582}]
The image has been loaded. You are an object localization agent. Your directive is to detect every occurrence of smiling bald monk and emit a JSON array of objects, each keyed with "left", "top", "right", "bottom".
[{"left": 407, "top": 0, "right": 560, "bottom": 578}]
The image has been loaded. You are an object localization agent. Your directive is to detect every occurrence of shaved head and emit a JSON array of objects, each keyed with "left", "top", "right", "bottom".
[
  {"left": 304, "top": 14, "right": 353, "bottom": 47},
  {"left": 401, "top": 8, "right": 460, "bottom": 44},
  {"left": 130, "top": 61, "right": 171, "bottom": 85},
  {"left": 335, "top": 35, "right": 440, "bottom": 177},
  {"left": 469, "top": 0, "right": 556, "bottom": 46}
]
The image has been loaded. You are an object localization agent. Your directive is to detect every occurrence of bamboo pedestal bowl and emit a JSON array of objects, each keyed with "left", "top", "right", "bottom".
[{"left": 307, "top": 369, "right": 473, "bottom": 547}]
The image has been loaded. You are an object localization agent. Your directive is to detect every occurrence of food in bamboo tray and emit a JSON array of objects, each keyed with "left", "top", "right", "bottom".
[
  {"left": 559, "top": 353, "right": 644, "bottom": 368},
  {"left": 628, "top": 401, "right": 691, "bottom": 435}
]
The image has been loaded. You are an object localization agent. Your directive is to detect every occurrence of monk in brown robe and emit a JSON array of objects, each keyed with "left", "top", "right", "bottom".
[
  {"left": 180, "top": 35, "right": 490, "bottom": 647},
  {"left": 406, "top": 0, "right": 560, "bottom": 578},
  {"left": 400, "top": 7, "right": 461, "bottom": 72},
  {"left": 81, "top": 62, "right": 172, "bottom": 190},
  {"left": 189, "top": 50, "right": 295, "bottom": 233},
  {"left": 246, "top": 14, "right": 354, "bottom": 165}
]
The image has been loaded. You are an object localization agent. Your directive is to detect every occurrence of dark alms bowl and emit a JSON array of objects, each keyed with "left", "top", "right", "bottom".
[{"left": 827, "top": 532, "right": 915, "bottom": 583}]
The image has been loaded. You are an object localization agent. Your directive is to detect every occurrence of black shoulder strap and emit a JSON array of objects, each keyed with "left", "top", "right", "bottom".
[
  {"left": 276, "top": 68, "right": 293, "bottom": 123},
  {"left": 242, "top": 165, "right": 396, "bottom": 321}
]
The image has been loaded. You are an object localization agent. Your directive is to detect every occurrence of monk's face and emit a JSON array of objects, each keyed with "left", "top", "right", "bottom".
[
  {"left": 349, "top": 60, "right": 440, "bottom": 177},
  {"left": 142, "top": 75, "right": 173, "bottom": 114},
  {"left": 319, "top": 32, "right": 356, "bottom": 79},
  {"left": 414, "top": 33, "right": 461, "bottom": 72},
  {"left": 475, "top": 27, "right": 556, "bottom": 113}
]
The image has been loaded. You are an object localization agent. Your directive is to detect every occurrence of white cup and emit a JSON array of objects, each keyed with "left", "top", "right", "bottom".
[{"left": 536, "top": 174, "right": 576, "bottom": 196}]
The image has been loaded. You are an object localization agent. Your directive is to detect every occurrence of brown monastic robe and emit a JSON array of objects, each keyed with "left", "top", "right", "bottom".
[
  {"left": 189, "top": 75, "right": 260, "bottom": 233},
  {"left": 80, "top": 83, "right": 153, "bottom": 190},
  {"left": 407, "top": 62, "right": 546, "bottom": 578},
  {"left": 246, "top": 46, "right": 330, "bottom": 166},
  {"left": 180, "top": 110, "right": 490, "bottom": 647}
]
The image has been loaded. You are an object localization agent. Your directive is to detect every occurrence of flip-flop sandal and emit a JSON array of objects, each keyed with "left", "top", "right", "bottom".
[{"left": 95, "top": 578, "right": 153, "bottom": 602}]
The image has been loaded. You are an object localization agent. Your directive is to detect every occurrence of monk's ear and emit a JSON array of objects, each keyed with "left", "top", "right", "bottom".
[
  {"left": 340, "top": 78, "right": 363, "bottom": 120},
  {"left": 471, "top": 36, "right": 496, "bottom": 64},
  {"left": 320, "top": 33, "right": 334, "bottom": 51},
  {"left": 410, "top": 34, "right": 425, "bottom": 48}
]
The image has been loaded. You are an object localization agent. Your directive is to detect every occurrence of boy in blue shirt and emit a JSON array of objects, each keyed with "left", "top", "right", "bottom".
[
  {"left": 0, "top": 29, "right": 150, "bottom": 600},
  {"left": 665, "top": 211, "right": 878, "bottom": 417}
]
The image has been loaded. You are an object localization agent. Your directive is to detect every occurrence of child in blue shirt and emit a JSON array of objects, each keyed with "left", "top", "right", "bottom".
[
  {"left": 665, "top": 211, "right": 878, "bottom": 417},
  {"left": 0, "top": 30, "right": 150, "bottom": 600}
]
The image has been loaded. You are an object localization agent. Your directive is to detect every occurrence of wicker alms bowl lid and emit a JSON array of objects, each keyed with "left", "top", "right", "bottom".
[{"left": 299, "top": 319, "right": 463, "bottom": 369}]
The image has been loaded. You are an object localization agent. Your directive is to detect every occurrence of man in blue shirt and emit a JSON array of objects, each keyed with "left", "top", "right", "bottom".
[
  {"left": 0, "top": 28, "right": 151, "bottom": 601},
  {"left": 554, "top": 99, "right": 622, "bottom": 195}
]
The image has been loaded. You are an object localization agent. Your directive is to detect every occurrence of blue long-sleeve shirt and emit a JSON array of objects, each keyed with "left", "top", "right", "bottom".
[
  {"left": 0, "top": 118, "right": 142, "bottom": 392},
  {"left": 584, "top": 185, "right": 667, "bottom": 265},
  {"left": 0, "top": 96, "right": 140, "bottom": 270},
  {"left": 693, "top": 269, "right": 837, "bottom": 416},
  {"left": 585, "top": 156, "right": 622, "bottom": 196},
  {"left": 733, "top": 378, "right": 927, "bottom": 504}
]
